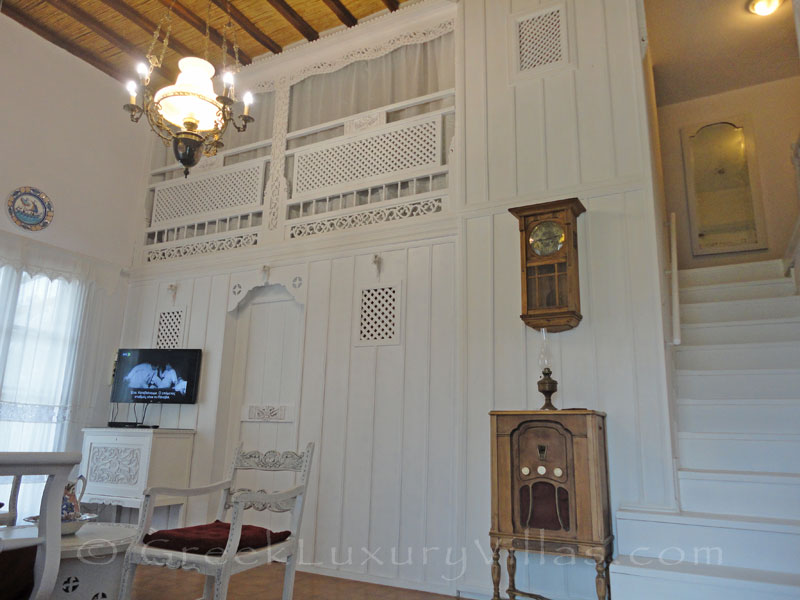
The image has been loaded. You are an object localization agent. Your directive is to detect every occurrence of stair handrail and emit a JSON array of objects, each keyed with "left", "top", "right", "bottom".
[{"left": 669, "top": 212, "right": 681, "bottom": 346}]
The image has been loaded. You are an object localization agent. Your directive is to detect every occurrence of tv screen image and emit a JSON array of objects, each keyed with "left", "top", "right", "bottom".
[{"left": 110, "top": 348, "right": 202, "bottom": 404}]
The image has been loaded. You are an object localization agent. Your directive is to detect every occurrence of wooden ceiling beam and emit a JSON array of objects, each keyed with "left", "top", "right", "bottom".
[
  {"left": 44, "top": 0, "right": 177, "bottom": 81},
  {"left": 1, "top": 3, "right": 126, "bottom": 82},
  {"left": 158, "top": 0, "right": 253, "bottom": 64},
  {"left": 380, "top": 0, "right": 399, "bottom": 11},
  {"left": 320, "top": 0, "right": 357, "bottom": 28},
  {"left": 210, "top": 0, "right": 283, "bottom": 54},
  {"left": 264, "top": 0, "right": 319, "bottom": 41},
  {"left": 94, "top": 0, "right": 199, "bottom": 60}
]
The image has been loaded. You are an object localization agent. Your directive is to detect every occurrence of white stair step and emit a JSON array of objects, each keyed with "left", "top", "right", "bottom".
[
  {"left": 611, "top": 556, "right": 800, "bottom": 600},
  {"left": 678, "top": 469, "right": 800, "bottom": 520},
  {"left": 680, "top": 277, "right": 796, "bottom": 304},
  {"left": 681, "top": 317, "right": 800, "bottom": 345},
  {"left": 677, "top": 399, "right": 800, "bottom": 434},
  {"left": 679, "top": 260, "right": 785, "bottom": 287},
  {"left": 681, "top": 295, "right": 800, "bottom": 324},
  {"left": 675, "top": 341, "right": 800, "bottom": 370},
  {"left": 678, "top": 433, "right": 800, "bottom": 473},
  {"left": 616, "top": 508, "right": 800, "bottom": 573},
  {"left": 677, "top": 369, "right": 800, "bottom": 400}
]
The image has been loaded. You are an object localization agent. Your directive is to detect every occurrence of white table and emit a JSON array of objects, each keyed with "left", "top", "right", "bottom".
[{"left": 52, "top": 523, "right": 138, "bottom": 600}]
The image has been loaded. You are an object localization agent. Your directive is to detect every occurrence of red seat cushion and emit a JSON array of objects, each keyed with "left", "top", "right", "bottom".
[{"left": 143, "top": 520, "right": 290, "bottom": 555}]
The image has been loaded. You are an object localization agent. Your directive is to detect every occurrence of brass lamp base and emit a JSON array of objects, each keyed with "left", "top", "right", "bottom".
[{"left": 537, "top": 368, "right": 558, "bottom": 410}]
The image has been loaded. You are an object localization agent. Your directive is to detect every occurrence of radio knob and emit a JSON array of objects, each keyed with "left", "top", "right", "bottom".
[
  {"left": 537, "top": 466, "right": 546, "bottom": 475},
  {"left": 521, "top": 466, "right": 530, "bottom": 476},
  {"left": 554, "top": 467, "right": 563, "bottom": 477}
]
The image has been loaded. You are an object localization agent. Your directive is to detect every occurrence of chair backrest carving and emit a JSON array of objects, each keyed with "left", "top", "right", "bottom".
[{"left": 223, "top": 442, "right": 314, "bottom": 514}]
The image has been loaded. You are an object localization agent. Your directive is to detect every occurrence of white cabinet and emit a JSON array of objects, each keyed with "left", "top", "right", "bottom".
[{"left": 79, "top": 428, "right": 195, "bottom": 510}]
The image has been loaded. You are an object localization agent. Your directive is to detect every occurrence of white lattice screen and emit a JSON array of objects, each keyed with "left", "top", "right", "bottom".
[
  {"left": 357, "top": 285, "right": 400, "bottom": 346},
  {"left": 293, "top": 119, "right": 440, "bottom": 197},
  {"left": 156, "top": 309, "right": 185, "bottom": 348},
  {"left": 515, "top": 5, "right": 568, "bottom": 76},
  {"left": 152, "top": 163, "right": 264, "bottom": 224}
]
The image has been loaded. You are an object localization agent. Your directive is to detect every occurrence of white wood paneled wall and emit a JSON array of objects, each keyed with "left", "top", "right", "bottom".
[
  {"left": 119, "top": 274, "right": 231, "bottom": 524},
  {"left": 113, "top": 0, "right": 678, "bottom": 597},
  {"left": 119, "top": 240, "right": 458, "bottom": 592},
  {"left": 463, "top": 0, "right": 645, "bottom": 207},
  {"left": 460, "top": 193, "right": 673, "bottom": 598},
  {"left": 293, "top": 243, "right": 458, "bottom": 591}
]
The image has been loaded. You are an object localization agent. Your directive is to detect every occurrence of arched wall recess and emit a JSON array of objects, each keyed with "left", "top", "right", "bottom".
[
  {"left": 227, "top": 264, "right": 308, "bottom": 312},
  {"left": 680, "top": 116, "right": 768, "bottom": 256}
]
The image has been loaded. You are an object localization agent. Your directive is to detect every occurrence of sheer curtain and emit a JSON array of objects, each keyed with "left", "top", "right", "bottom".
[
  {"left": 0, "top": 228, "right": 121, "bottom": 520},
  {"left": 288, "top": 32, "right": 454, "bottom": 143},
  {"left": 0, "top": 265, "right": 88, "bottom": 519}
]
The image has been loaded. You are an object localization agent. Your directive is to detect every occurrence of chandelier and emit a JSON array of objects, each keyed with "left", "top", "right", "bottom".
[{"left": 123, "top": 1, "right": 254, "bottom": 177}]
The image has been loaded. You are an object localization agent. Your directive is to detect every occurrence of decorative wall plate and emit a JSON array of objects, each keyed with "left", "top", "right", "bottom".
[{"left": 7, "top": 187, "right": 54, "bottom": 231}]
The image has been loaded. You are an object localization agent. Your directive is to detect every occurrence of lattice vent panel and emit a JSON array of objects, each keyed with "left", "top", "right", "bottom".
[
  {"left": 152, "top": 164, "right": 264, "bottom": 224},
  {"left": 358, "top": 286, "right": 400, "bottom": 346},
  {"left": 517, "top": 6, "right": 567, "bottom": 73},
  {"left": 156, "top": 309, "right": 185, "bottom": 349},
  {"left": 293, "top": 119, "right": 440, "bottom": 196}
]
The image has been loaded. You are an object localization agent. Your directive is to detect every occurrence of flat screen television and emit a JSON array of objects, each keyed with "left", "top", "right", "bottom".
[{"left": 110, "top": 348, "right": 202, "bottom": 405}]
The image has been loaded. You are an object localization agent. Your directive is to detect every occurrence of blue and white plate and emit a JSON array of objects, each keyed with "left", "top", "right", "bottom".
[{"left": 7, "top": 187, "right": 54, "bottom": 231}]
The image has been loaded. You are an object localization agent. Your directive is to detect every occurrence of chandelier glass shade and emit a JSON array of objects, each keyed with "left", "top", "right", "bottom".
[
  {"left": 154, "top": 58, "right": 221, "bottom": 131},
  {"left": 123, "top": 2, "right": 253, "bottom": 177}
]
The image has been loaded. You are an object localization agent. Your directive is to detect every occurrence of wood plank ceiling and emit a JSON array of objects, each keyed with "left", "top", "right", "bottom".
[{"left": 2, "top": 0, "right": 407, "bottom": 85}]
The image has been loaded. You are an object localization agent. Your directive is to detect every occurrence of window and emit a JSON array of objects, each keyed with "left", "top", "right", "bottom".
[{"left": 0, "top": 265, "right": 87, "bottom": 518}]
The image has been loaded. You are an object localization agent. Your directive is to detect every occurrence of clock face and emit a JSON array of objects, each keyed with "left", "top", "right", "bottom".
[{"left": 529, "top": 221, "right": 565, "bottom": 257}]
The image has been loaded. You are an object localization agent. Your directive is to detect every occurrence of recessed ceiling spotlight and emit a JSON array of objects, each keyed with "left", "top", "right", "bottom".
[{"left": 749, "top": 0, "right": 783, "bottom": 16}]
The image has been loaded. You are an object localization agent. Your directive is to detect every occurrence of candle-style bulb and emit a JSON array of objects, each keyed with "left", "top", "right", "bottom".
[
  {"left": 136, "top": 62, "right": 149, "bottom": 78},
  {"left": 223, "top": 72, "right": 235, "bottom": 87},
  {"left": 126, "top": 80, "right": 138, "bottom": 104},
  {"left": 242, "top": 91, "right": 253, "bottom": 116}
]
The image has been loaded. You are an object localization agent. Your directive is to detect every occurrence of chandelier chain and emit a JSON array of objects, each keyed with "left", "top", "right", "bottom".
[
  {"left": 146, "top": 0, "right": 174, "bottom": 69},
  {"left": 204, "top": 0, "right": 211, "bottom": 62}
]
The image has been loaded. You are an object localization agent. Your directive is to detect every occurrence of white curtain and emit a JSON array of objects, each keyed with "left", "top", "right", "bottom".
[
  {"left": 288, "top": 32, "right": 454, "bottom": 143},
  {"left": 0, "top": 233, "right": 120, "bottom": 519}
]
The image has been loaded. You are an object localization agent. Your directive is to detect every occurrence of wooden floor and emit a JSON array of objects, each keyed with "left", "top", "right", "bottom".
[{"left": 130, "top": 564, "right": 455, "bottom": 600}]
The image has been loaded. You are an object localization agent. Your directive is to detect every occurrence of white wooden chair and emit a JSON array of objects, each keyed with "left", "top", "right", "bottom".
[
  {"left": 119, "top": 442, "right": 314, "bottom": 600},
  {"left": 0, "top": 474, "right": 22, "bottom": 526},
  {"left": 0, "top": 452, "right": 82, "bottom": 600}
]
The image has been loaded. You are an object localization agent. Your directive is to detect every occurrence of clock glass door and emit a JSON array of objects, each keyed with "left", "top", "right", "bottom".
[{"left": 526, "top": 263, "right": 567, "bottom": 310}]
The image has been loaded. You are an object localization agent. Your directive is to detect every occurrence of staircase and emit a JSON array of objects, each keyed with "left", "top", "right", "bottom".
[{"left": 611, "top": 259, "right": 800, "bottom": 600}]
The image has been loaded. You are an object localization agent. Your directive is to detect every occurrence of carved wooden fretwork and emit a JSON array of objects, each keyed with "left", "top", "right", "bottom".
[
  {"left": 288, "top": 197, "right": 443, "bottom": 238},
  {"left": 225, "top": 489, "right": 294, "bottom": 512},
  {"left": 87, "top": 447, "right": 141, "bottom": 485},
  {"left": 265, "top": 82, "right": 291, "bottom": 230},
  {"left": 344, "top": 111, "right": 387, "bottom": 135},
  {"left": 235, "top": 449, "right": 306, "bottom": 471},
  {"left": 145, "top": 232, "right": 259, "bottom": 263}
]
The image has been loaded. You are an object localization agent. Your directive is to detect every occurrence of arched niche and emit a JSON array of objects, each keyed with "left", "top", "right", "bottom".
[{"left": 680, "top": 117, "right": 768, "bottom": 256}]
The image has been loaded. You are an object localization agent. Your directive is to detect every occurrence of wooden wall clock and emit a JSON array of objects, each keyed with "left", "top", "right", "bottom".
[{"left": 509, "top": 198, "right": 586, "bottom": 332}]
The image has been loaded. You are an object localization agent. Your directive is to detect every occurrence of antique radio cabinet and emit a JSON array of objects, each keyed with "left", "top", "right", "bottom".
[{"left": 490, "top": 410, "right": 612, "bottom": 600}]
